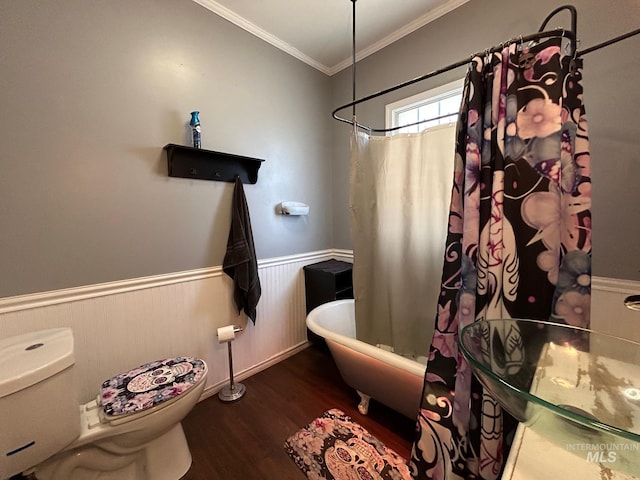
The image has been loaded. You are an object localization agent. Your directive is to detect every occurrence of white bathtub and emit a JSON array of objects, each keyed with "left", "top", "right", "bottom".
[{"left": 306, "top": 299, "right": 426, "bottom": 420}]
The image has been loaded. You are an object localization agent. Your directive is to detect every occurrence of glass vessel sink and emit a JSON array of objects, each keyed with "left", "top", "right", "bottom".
[{"left": 460, "top": 319, "right": 640, "bottom": 475}]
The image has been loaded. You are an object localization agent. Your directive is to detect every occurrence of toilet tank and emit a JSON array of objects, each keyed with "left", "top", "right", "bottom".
[{"left": 0, "top": 328, "right": 81, "bottom": 479}]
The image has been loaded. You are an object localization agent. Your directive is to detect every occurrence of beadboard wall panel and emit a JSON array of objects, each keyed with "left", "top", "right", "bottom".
[
  {"left": 591, "top": 276, "right": 640, "bottom": 343},
  {"left": 0, "top": 251, "right": 340, "bottom": 404},
  {"left": 1, "top": 256, "right": 636, "bottom": 405}
]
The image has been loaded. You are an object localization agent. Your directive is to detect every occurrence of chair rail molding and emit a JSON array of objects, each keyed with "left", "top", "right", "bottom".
[{"left": 0, "top": 249, "right": 351, "bottom": 315}]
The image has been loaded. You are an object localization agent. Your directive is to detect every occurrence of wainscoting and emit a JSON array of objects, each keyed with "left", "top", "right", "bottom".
[
  {"left": 591, "top": 276, "right": 640, "bottom": 342},
  {"left": 0, "top": 249, "right": 352, "bottom": 403},
  {"left": 0, "top": 253, "right": 636, "bottom": 404}
]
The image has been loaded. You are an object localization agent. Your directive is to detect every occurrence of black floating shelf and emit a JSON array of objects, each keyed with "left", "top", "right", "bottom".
[{"left": 164, "top": 144, "right": 265, "bottom": 184}]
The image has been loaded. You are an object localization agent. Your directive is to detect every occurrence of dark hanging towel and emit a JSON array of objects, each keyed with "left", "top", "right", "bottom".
[{"left": 223, "top": 177, "right": 261, "bottom": 324}]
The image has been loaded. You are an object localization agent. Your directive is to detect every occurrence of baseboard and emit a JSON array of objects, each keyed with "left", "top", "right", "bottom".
[{"left": 198, "top": 341, "right": 311, "bottom": 401}]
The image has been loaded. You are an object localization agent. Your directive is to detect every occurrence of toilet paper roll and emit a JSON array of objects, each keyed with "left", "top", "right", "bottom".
[{"left": 217, "top": 325, "right": 236, "bottom": 343}]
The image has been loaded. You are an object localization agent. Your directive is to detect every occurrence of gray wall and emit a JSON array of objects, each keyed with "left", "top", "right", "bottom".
[
  {"left": 331, "top": 0, "right": 640, "bottom": 281},
  {"left": 3, "top": 0, "right": 639, "bottom": 299},
  {"left": 0, "top": 0, "right": 333, "bottom": 298}
]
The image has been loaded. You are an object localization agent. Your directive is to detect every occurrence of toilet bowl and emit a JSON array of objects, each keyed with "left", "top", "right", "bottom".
[{"left": 0, "top": 328, "right": 208, "bottom": 480}]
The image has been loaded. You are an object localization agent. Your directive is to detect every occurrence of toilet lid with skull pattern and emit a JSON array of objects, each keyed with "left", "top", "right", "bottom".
[{"left": 100, "top": 356, "right": 207, "bottom": 417}]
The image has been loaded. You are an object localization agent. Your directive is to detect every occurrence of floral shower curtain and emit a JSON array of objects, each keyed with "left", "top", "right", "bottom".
[{"left": 410, "top": 37, "right": 592, "bottom": 479}]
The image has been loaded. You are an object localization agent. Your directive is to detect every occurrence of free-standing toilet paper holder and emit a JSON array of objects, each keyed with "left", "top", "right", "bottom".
[{"left": 217, "top": 325, "right": 246, "bottom": 402}]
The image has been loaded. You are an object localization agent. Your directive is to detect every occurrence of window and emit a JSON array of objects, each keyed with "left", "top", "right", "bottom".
[{"left": 385, "top": 79, "right": 464, "bottom": 134}]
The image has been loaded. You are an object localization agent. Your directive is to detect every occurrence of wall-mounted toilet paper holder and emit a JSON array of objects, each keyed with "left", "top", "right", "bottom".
[
  {"left": 279, "top": 201, "right": 309, "bottom": 216},
  {"left": 217, "top": 325, "right": 246, "bottom": 402}
]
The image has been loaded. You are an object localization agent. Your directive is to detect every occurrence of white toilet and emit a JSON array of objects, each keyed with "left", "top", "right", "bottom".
[{"left": 0, "top": 328, "right": 208, "bottom": 480}]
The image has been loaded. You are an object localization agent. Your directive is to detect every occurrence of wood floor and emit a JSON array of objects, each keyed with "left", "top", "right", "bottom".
[{"left": 180, "top": 343, "right": 417, "bottom": 479}]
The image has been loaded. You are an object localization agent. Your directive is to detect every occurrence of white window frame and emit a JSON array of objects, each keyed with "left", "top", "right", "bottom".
[{"left": 385, "top": 78, "right": 465, "bottom": 135}]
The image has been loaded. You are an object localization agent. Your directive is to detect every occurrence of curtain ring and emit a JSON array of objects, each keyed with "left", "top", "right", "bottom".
[
  {"left": 558, "top": 27, "right": 579, "bottom": 77},
  {"left": 560, "top": 27, "right": 571, "bottom": 55},
  {"left": 517, "top": 35, "right": 536, "bottom": 69}
]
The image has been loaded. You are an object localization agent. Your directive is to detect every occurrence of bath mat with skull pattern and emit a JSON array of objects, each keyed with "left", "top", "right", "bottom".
[{"left": 284, "top": 408, "right": 411, "bottom": 480}]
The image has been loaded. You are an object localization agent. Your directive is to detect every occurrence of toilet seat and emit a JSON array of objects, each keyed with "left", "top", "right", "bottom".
[{"left": 99, "top": 356, "right": 206, "bottom": 425}]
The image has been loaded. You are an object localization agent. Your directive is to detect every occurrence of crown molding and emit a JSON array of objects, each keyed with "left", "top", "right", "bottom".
[
  {"left": 192, "top": 0, "right": 332, "bottom": 75},
  {"left": 193, "top": 0, "right": 469, "bottom": 76},
  {"left": 329, "top": 0, "right": 470, "bottom": 75}
]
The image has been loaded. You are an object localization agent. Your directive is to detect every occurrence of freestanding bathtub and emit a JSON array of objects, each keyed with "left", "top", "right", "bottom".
[{"left": 306, "top": 299, "right": 426, "bottom": 420}]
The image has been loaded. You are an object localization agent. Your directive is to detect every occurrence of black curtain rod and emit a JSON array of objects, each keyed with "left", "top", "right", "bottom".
[
  {"left": 578, "top": 26, "right": 640, "bottom": 56},
  {"left": 332, "top": 28, "right": 575, "bottom": 133},
  {"left": 333, "top": 5, "right": 640, "bottom": 133}
]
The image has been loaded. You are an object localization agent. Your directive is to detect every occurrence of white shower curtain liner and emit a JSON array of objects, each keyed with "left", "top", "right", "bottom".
[{"left": 349, "top": 124, "right": 455, "bottom": 358}]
